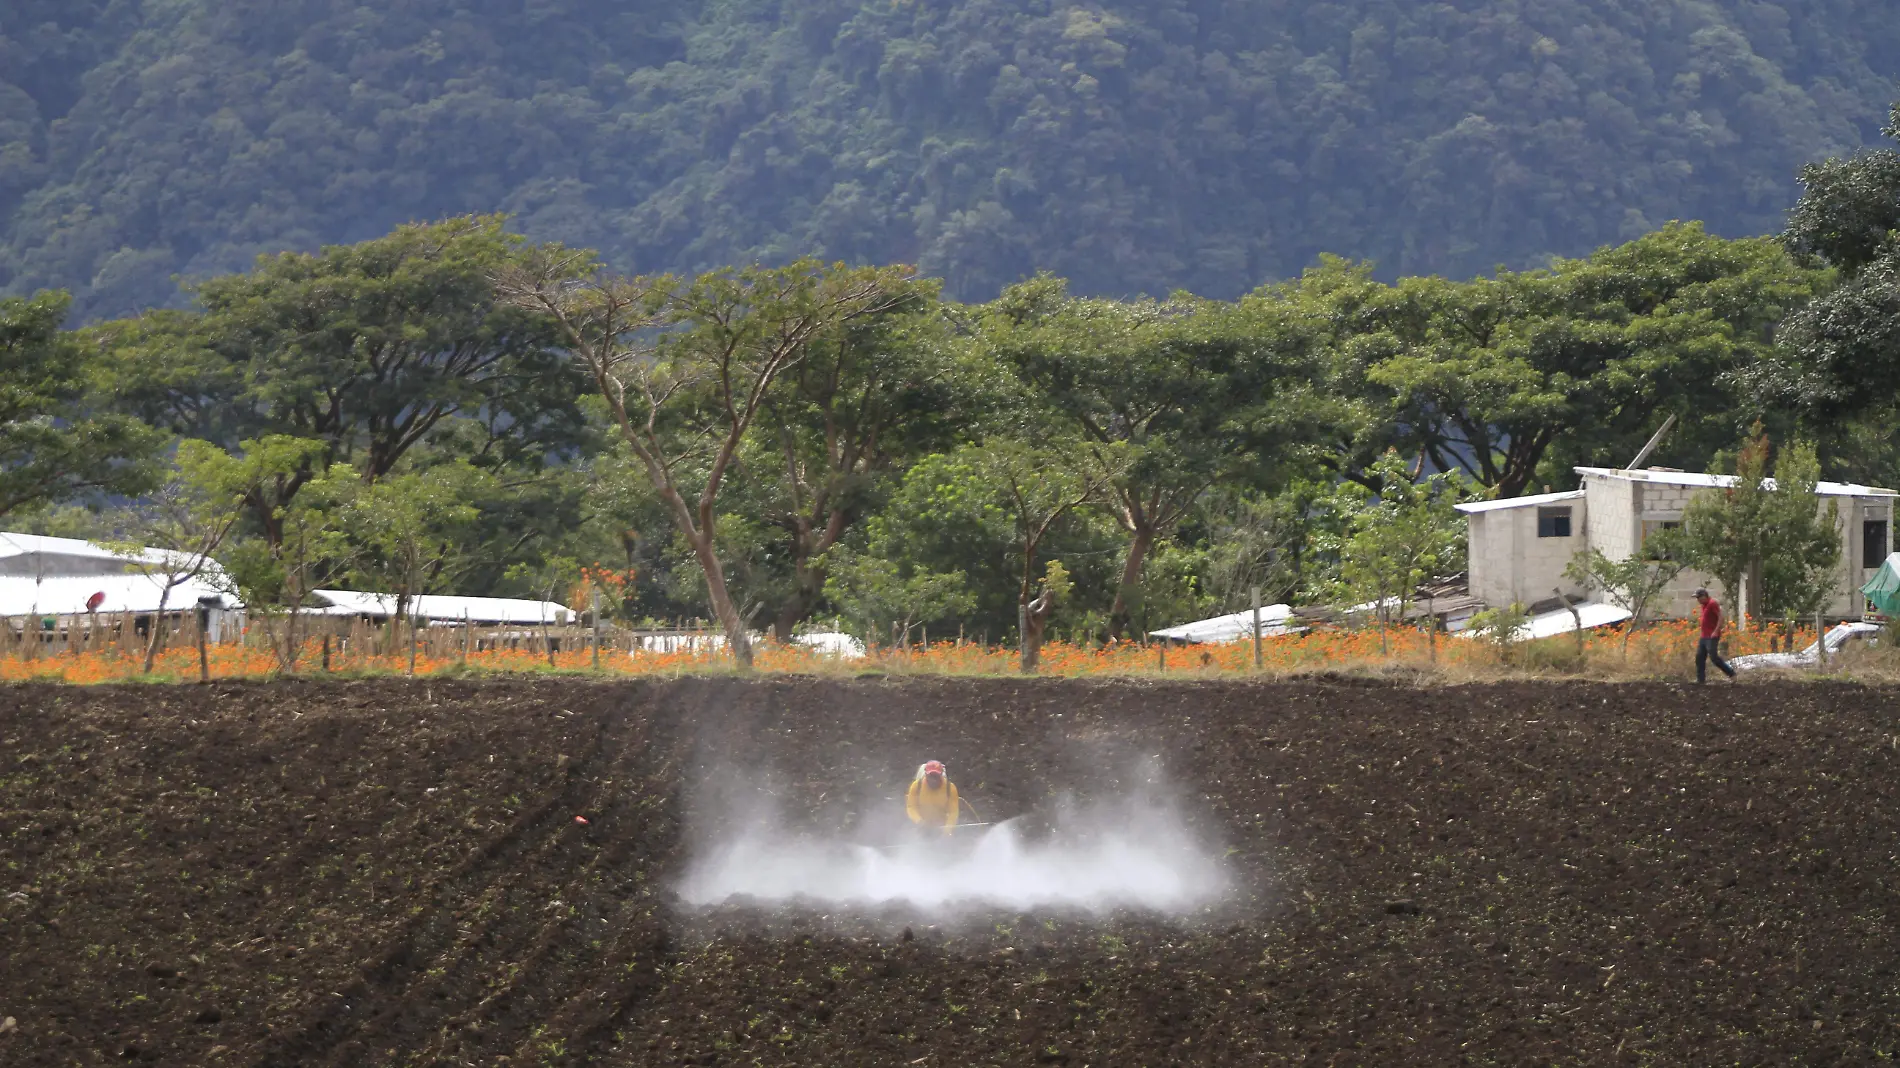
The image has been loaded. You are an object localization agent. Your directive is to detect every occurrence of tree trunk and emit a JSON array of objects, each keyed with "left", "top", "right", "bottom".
[
  {"left": 1020, "top": 589, "right": 1055, "bottom": 674},
  {"left": 142, "top": 585, "right": 174, "bottom": 674},
  {"left": 690, "top": 531, "right": 754, "bottom": 666},
  {"left": 282, "top": 602, "right": 302, "bottom": 673},
  {"left": 770, "top": 568, "right": 823, "bottom": 642},
  {"left": 1741, "top": 559, "right": 1764, "bottom": 631},
  {"left": 1107, "top": 525, "right": 1156, "bottom": 641}
]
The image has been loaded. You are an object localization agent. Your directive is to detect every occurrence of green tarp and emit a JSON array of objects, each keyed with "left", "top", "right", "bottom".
[{"left": 1861, "top": 552, "right": 1900, "bottom": 617}]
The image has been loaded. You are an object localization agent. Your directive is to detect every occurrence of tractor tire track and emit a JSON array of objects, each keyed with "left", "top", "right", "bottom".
[{"left": 250, "top": 696, "right": 628, "bottom": 1066}]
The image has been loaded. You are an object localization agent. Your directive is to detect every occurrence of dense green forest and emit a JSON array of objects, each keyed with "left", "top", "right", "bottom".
[{"left": 4, "top": 0, "right": 1899, "bottom": 319}]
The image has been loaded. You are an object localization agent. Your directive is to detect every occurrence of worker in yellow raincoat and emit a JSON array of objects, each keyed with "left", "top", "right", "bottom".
[{"left": 906, "top": 760, "right": 960, "bottom": 835}]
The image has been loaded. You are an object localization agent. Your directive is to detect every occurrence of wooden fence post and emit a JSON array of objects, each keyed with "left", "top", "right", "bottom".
[
  {"left": 1251, "top": 586, "right": 1263, "bottom": 671},
  {"left": 1557, "top": 588, "right": 1584, "bottom": 664},
  {"left": 193, "top": 605, "right": 206, "bottom": 682}
]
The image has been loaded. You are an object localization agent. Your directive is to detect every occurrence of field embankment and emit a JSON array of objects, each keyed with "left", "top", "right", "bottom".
[{"left": 3, "top": 677, "right": 1898, "bottom": 1065}]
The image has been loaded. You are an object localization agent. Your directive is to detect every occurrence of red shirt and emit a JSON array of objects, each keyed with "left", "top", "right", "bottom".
[{"left": 1699, "top": 598, "right": 1722, "bottom": 639}]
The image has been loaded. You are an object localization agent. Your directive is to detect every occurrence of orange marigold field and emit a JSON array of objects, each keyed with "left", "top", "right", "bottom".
[{"left": 0, "top": 619, "right": 1829, "bottom": 684}]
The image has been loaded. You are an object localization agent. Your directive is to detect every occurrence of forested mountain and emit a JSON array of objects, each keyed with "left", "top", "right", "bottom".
[{"left": 4, "top": 0, "right": 1899, "bottom": 319}]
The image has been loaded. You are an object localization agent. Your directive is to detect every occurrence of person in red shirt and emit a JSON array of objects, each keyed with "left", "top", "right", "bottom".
[{"left": 1694, "top": 587, "right": 1735, "bottom": 682}]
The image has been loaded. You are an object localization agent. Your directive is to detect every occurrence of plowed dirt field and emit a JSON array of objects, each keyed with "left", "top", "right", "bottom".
[{"left": 3, "top": 676, "right": 1898, "bottom": 1065}]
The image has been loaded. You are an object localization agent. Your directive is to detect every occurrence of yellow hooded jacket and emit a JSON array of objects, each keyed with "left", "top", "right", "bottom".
[{"left": 906, "top": 771, "right": 959, "bottom": 832}]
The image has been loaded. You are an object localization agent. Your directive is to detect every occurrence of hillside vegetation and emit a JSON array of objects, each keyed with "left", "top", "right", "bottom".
[{"left": 4, "top": 0, "right": 1899, "bottom": 318}]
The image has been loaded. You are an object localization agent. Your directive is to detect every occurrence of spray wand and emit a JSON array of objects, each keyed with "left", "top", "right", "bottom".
[{"left": 954, "top": 796, "right": 1007, "bottom": 828}]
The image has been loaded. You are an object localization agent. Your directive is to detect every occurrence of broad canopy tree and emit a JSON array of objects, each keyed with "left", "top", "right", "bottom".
[
  {"left": 748, "top": 276, "right": 974, "bottom": 639},
  {"left": 1775, "top": 102, "right": 1900, "bottom": 425},
  {"left": 93, "top": 216, "right": 589, "bottom": 546},
  {"left": 15, "top": 198, "right": 1870, "bottom": 650},
  {"left": 498, "top": 254, "right": 915, "bottom": 666},
  {"left": 1358, "top": 224, "right": 1824, "bottom": 498},
  {"left": 988, "top": 276, "right": 1309, "bottom": 638},
  {"left": 967, "top": 436, "right": 1121, "bottom": 672},
  {"left": 1, "top": 290, "right": 162, "bottom": 520}
]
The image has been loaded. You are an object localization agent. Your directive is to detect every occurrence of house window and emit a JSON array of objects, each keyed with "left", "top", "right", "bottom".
[
  {"left": 1865, "top": 519, "right": 1889, "bottom": 568},
  {"left": 1536, "top": 507, "right": 1572, "bottom": 538},
  {"left": 1642, "top": 519, "right": 1680, "bottom": 559}
]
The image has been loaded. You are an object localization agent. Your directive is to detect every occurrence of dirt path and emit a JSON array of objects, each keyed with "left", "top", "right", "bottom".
[{"left": 3, "top": 676, "right": 1897, "bottom": 1064}]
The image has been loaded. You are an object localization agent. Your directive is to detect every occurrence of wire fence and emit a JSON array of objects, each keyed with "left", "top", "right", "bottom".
[{"left": 0, "top": 612, "right": 1870, "bottom": 684}]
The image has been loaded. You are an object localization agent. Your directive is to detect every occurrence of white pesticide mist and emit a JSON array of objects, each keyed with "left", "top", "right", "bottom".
[{"left": 677, "top": 770, "right": 1229, "bottom": 915}]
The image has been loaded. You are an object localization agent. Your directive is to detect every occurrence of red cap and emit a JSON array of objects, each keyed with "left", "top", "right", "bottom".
[{"left": 922, "top": 760, "right": 945, "bottom": 776}]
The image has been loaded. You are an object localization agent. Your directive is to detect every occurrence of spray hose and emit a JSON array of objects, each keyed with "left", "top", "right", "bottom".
[{"left": 959, "top": 796, "right": 982, "bottom": 822}]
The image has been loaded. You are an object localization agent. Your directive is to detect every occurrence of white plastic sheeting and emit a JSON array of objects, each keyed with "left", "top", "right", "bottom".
[
  {"left": 306, "top": 589, "right": 571, "bottom": 624},
  {"left": 1731, "top": 622, "right": 1882, "bottom": 671},
  {"left": 0, "top": 573, "right": 230, "bottom": 617},
  {"left": 1453, "top": 600, "right": 1632, "bottom": 642},
  {"left": 1148, "top": 604, "right": 1296, "bottom": 643},
  {"left": 791, "top": 631, "right": 866, "bottom": 657},
  {"left": 0, "top": 531, "right": 184, "bottom": 575}
]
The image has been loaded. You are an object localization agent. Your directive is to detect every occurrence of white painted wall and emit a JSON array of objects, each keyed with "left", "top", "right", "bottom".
[
  {"left": 1467, "top": 501, "right": 1586, "bottom": 608},
  {"left": 1844, "top": 496, "right": 1894, "bottom": 617}
]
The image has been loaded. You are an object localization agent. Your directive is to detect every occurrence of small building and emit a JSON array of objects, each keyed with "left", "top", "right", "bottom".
[
  {"left": 1459, "top": 467, "right": 1897, "bottom": 621},
  {"left": 0, "top": 531, "right": 239, "bottom": 637}
]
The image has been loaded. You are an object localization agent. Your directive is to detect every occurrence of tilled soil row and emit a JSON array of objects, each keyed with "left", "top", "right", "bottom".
[{"left": 2, "top": 676, "right": 1898, "bottom": 1065}]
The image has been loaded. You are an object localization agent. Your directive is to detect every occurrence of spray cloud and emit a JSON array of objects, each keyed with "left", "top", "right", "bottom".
[{"left": 678, "top": 763, "right": 1228, "bottom": 915}]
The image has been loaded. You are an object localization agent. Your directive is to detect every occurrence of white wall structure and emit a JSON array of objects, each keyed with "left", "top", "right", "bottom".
[
  {"left": 1461, "top": 469, "right": 1898, "bottom": 622},
  {"left": 1459, "top": 489, "right": 1587, "bottom": 609}
]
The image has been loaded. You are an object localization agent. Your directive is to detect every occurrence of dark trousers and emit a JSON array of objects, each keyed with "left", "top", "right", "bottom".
[{"left": 1696, "top": 636, "right": 1734, "bottom": 682}]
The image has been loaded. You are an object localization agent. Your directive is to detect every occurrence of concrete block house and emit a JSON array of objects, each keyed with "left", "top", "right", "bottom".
[{"left": 1457, "top": 467, "right": 1897, "bottom": 623}]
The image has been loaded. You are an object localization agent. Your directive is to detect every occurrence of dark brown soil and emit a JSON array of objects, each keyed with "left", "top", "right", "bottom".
[{"left": 3, "top": 676, "right": 1899, "bottom": 1066}]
